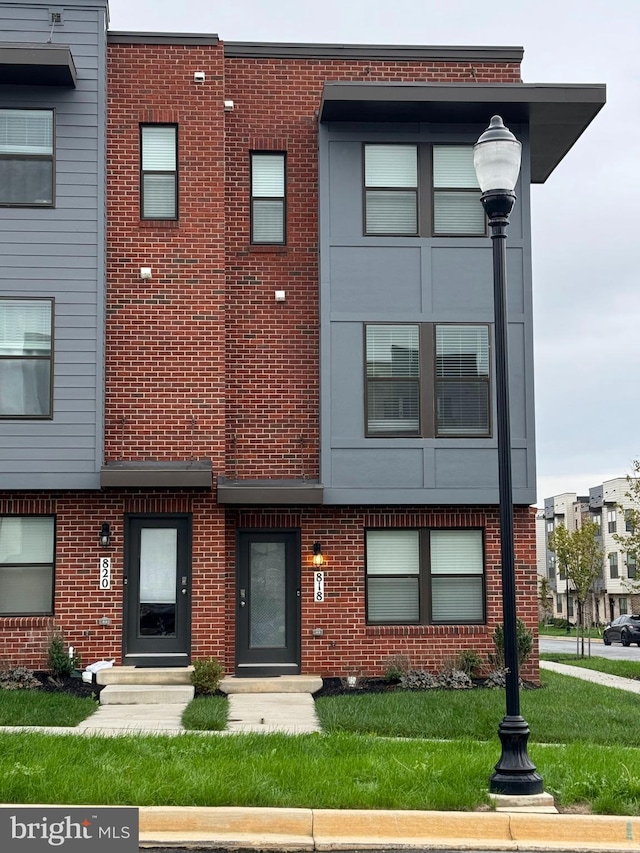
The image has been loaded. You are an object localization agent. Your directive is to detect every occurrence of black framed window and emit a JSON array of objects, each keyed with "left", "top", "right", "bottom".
[
  {"left": 0, "top": 109, "right": 54, "bottom": 206},
  {"left": 609, "top": 552, "right": 619, "bottom": 579},
  {"left": 607, "top": 509, "right": 617, "bottom": 534},
  {"left": 0, "top": 298, "right": 53, "bottom": 418},
  {"left": 627, "top": 553, "right": 637, "bottom": 580},
  {"left": 365, "top": 323, "right": 490, "bottom": 438},
  {"left": 625, "top": 510, "right": 636, "bottom": 533},
  {"left": 251, "top": 152, "right": 286, "bottom": 244},
  {"left": 620, "top": 597, "right": 628, "bottom": 615},
  {"left": 366, "top": 528, "right": 485, "bottom": 625},
  {"left": 363, "top": 143, "right": 483, "bottom": 236},
  {"left": 0, "top": 516, "right": 54, "bottom": 615},
  {"left": 141, "top": 125, "right": 177, "bottom": 219}
]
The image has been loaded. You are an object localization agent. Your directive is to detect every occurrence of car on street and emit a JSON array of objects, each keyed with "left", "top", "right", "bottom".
[{"left": 603, "top": 614, "right": 640, "bottom": 646}]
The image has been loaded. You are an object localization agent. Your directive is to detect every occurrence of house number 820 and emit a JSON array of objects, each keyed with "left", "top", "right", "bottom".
[{"left": 100, "top": 557, "right": 111, "bottom": 590}]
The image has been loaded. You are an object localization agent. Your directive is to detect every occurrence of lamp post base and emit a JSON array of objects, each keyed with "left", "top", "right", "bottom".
[{"left": 489, "top": 715, "right": 544, "bottom": 795}]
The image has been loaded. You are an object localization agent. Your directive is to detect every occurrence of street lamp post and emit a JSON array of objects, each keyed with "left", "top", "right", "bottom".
[{"left": 473, "top": 116, "right": 544, "bottom": 796}]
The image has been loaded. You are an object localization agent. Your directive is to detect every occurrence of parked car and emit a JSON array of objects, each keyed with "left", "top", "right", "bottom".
[{"left": 603, "top": 615, "right": 640, "bottom": 646}]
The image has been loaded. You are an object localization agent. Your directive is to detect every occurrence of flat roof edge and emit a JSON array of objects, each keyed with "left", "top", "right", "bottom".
[
  {"left": 108, "top": 31, "right": 219, "bottom": 45},
  {"left": 223, "top": 41, "right": 523, "bottom": 62}
]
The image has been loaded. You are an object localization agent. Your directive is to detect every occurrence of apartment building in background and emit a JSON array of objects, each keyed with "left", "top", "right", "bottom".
[
  {"left": 0, "top": 0, "right": 605, "bottom": 680},
  {"left": 542, "top": 479, "right": 640, "bottom": 625}
]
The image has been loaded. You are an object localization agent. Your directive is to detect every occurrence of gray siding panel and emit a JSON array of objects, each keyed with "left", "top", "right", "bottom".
[
  {"left": 0, "top": 0, "right": 108, "bottom": 490},
  {"left": 319, "top": 122, "right": 536, "bottom": 505}
]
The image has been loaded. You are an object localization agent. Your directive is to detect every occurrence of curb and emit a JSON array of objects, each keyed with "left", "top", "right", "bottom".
[{"left": 136, "top": 806, "right": 640, "bottom": 851}]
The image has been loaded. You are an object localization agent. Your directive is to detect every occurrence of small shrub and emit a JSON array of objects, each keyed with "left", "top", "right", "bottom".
[
  {"left": 489, "top": 619, "right": 534, "bottom": 669},
  {"left": 382, "top": 653, "right": 411, "bottom": 682},
  {"left": 456, "top": 649, "right": 484, "bottom": 677},
  {"left": 483, "top": 668, "right": 507, "bottom": 689},
  {"left": 0, "top": 665, "right": 41, "bottom": 690},
  {"left": 437, "top": 668, "right": 473, "bottom": 690},
  {"left": 47, "top": 632, "right": 80, "bottom": 679},
  {"left": 400, "top": 669, "right": 440, "bottom": 690},
  {"left": 190, "top": 657, "right": 224, "bottom": 695}
]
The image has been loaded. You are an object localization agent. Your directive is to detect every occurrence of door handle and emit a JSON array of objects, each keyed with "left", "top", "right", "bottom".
[{"left": 239, "top": 588, "right": 246, "bottom": 607}]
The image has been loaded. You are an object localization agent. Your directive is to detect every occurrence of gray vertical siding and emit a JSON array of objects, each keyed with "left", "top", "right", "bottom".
[
  {"left": 318, "top": 122, "right": 536, "bottom": 505},
  {"left": 0, "top": 0, "right": 107, "bottom": 489}
]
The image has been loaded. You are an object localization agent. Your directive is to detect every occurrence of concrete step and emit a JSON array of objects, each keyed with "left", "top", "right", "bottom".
[
  {"left": 100, "top": 684, "right": 195, "bottom": 705},
  {"left": 97, "top": 666, "right": 193, "bottom": 686},
  {"left": 220, "top": 675, "right": 323, "bottom": 694}
]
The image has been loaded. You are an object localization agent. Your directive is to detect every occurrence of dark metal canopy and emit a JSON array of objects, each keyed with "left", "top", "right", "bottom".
[
  {"left": 319, "top": 81, "right": 606, "bottom": 183},
  {"left": 0, "top": 43, "right": 77, "bottom": 87},
  {"left": 101, "top": 460, "right": 212, "bottom": 489}
]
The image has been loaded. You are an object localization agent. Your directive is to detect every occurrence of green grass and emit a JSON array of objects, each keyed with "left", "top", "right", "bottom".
[
  {"left": 181, "top": 695, "right": 227, "bottom": 730},
  {"left": 539, "top": 624, "right": 603, "bottom": 638},
  {"left": 541, "top": 653, "right": 640, "bottom": 680},
  {"left": 315, "top": 671, "right": 640, "bottom": 746},
  {"left": 0, "top": 689, "right": 98, "bottom": 727}
]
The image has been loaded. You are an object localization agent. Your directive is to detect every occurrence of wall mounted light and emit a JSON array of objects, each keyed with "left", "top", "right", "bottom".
[
  {"left": 312, "top": 542, "right": 324, "bottom": 567},
  {"left": 224, "top": 99, "right": 235, "bottom": 111},
  {"left": 140, "top": 267, "right": 152, "bottom": 280},
  {"left": 100, "top": 522, "right": 111, "bottom": 548}
]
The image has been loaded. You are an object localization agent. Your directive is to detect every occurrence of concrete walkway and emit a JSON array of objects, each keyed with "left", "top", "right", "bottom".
[{"left": 540, "top": 658, "right": 640, "bottom": 692}]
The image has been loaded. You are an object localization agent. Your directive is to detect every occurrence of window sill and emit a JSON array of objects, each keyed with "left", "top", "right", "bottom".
[
  {"left": 248, "top": 244, "right": 288, "bottom": 254},
  {"left": 0, "top": 614, "right": 54, "bottom": 626},
  {"left": 366, "top": 624, "right": 487, "bottom": 636},
  {"left": 139, "top": 219, "right": 180, "bottom": 229}
]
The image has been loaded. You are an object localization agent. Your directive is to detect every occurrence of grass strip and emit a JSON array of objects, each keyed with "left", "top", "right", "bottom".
[
  {"left": 541, "top": 653, "right": 640, "bottom": 680},
  {"left": 0, "top": 690, "right": 98, "bottom": 727},
  {"left": 181, "top": 695, "right": 227, "bottom": 730},
  {"left": 315, "top": 671, "right": 640, "bottom": 746},
  {"left": 2, "top": 731, "right": 640, "bottom": 814}
]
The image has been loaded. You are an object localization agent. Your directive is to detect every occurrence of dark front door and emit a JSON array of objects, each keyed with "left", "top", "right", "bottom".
[
  {"left": 123, "top": 516, "right": 191, "bottom": 667},
  {"left": 236, "top": 531, "right": 300, "bottom": 677}
]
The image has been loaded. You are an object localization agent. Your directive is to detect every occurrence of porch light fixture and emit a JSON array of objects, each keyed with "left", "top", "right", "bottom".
[
  {"left": 99, "top": 522, "right": 111, "bottom": 548},
  {"left": 473, "top": 116, "right": 543, "bottom": 797},
  {"left": 312, "top": 542, "right": 324, "bottom": 567}
]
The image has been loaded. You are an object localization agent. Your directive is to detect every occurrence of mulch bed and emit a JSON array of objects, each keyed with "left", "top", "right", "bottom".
[{"left": 32, "top": 671, "right": 104, "bottom": 699}]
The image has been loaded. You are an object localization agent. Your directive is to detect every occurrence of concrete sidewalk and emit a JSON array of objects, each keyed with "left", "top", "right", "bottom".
[{"left": 540, "top": 657, "right": 640, "bottom": 692}]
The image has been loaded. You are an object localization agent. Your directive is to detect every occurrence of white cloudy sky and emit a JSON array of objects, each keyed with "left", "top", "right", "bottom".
[{"left": 108, "top": 0, "right": 640, "bottom": 505}]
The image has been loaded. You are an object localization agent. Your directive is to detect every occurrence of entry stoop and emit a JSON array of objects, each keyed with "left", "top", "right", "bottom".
[
  {"left": 97, "top": 667, "right": 195, "bottom": 705},
  {"left": 220, "top": 675, "right": 323, "bottom": 694}
]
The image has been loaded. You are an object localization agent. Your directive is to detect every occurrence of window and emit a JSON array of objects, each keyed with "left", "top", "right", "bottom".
[
  {"left": 0, "top": 109, "right": 54, "bottom": 205},
  {"left": 251, "top": 152, "right": 285, "bottom": 244},
  {"left": 556, "top": 594, "right": 563, "bottom": 613},
  {"left": 0, "top": 299, "right": 53, "bottom": 418},
  {"left": 627, "top": 553, "right": 637, "bottom": 580},
  {"left": 592, "top": 513, "right": 601, "bottom": 530},
  {"left": 365, "top": 323, "right": 490, "bottom": 437},
  {"left": 366, "top": 528, "right": 484, "bottom": 624},
  {"left": 567, "top": 596, "right": 574, "bottom": 618},
  {"left": 625, "top": 510, "right": 636, "bottom": 533},
  {"left": 141, "top": 125, "right": 177, "bottom": 219},
  {"left": 0, "top": 516, "right": 54, "bottom": 615},
  {"left": 607, "top": 509, "right": 617, "bottom": 534},
  {"left": 620, "top": 597, "right": 628, "bottom": 615},
  {"left": 363, "top": 143, "right": 484, "bottom": 236},
  {"left": 609, "top": 552, "right": 619, "bottom": 579},
  {"left": 547, "top": 521, "right": 554, "bottom": 533}
]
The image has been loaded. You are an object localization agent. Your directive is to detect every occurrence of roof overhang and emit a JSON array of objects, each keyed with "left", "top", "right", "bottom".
[
  {"left": 319, "top": 82, "right": 606, "bottom": 183},
  {"left": 217, "top": 478, "right": 324, "bottom": 505},
  {"left": 101, "top": 460, "right": 212, "bottom": 489},
  {"left": 0, "top": 43, "right": 77, "bottom": 87}
]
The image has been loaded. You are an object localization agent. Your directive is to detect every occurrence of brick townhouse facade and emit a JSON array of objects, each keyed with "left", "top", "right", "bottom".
[{"left": 0, "top": 0, "right": 605, "bottom": 681}]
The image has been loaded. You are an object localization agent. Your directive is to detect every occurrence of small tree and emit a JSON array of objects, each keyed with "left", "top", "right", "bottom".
[
  {"left": 548, "top": 522, "right": 603, "bottom": 657},
  {"left": 538, "top": 575, "right": 553, "bottom": 624}
]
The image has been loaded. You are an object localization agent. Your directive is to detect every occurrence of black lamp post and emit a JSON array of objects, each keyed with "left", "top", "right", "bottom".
[{"left": 473, "top": 116, "right": 544, "bottom": 796}]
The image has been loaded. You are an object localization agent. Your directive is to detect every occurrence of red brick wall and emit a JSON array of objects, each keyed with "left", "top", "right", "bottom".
[
  {"left": 226, "top": 504, "right": 539, "bottom": 681},
  {"left": 106, "top": 43, "right": 227, "bottom": 469}
]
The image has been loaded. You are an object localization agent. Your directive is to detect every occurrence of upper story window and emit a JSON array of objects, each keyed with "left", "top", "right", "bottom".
[
  {"left": 0, "top": 516, "right": 54, "bottom": 615},
  {"left": 607, "top": 509, "right": 617, "bottom": 534},
  {"left": 0, "top": 298, "right": 53, "bottom": 418},
  {"left": 363, "top": 143, "right": 483, "bottom": 237},
  {"left": 366, "top": 528, "right": 485, "bottom": 625},
  {"left": 251, "top": 152, "right": 286, "bottom": 244},
  {"left": 627, "top": 553, "right": 637, "bottom": 579},
  {"left": 609, "top": 552, "right": 619, "bottom": 579},
  {"left": 365, "top": 323, "right": 490, "bottom": 438},
  {"left": 625, "top": 510, "right": 636, "bottom": 533},
  {"left": 0, "top": 109, "right": 54, "bottom": 206},
  {"left": 141, "top": 125, "right": 177, "bottom": 219}
]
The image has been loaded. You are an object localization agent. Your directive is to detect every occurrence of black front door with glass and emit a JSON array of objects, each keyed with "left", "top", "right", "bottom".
[
  {"left": 123, "top": 516, "right": 191, "bottom": 667},
  {"left": 236, "top": 531, "right": 301, "bottom": 677}
]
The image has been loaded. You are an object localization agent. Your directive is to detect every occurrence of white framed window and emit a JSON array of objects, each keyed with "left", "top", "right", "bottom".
[
  {"left": 366, "top": 528, "right": 485, "bottom": 624},
  {"left": 251, "top": 152, "right": 286, "bottom": 243},
  {"left": 608, "top": 509, "right": 617, "bottom": 534},
  {"left": 0, "top": 516, "right": 54, "bottom": 615},
  {"left": 609, "top": 552, "right": 619, "bottom": 579},
  {"left": 141, "top": 125, "right": 177, "bottom": 219},
  {"left": 0, "top": 109, "right": 54, "bottom": 205},
  {"left": 0, "top": 298, "right": 53, "bottom": 418}
]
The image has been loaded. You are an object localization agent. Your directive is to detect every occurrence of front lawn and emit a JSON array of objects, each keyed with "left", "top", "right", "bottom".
[
  {"left": 541, "top": 653, "right": 640, "bottom": 680},
  {"left": 0, "top": 688, "right": 98, "bottom": 727}
]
